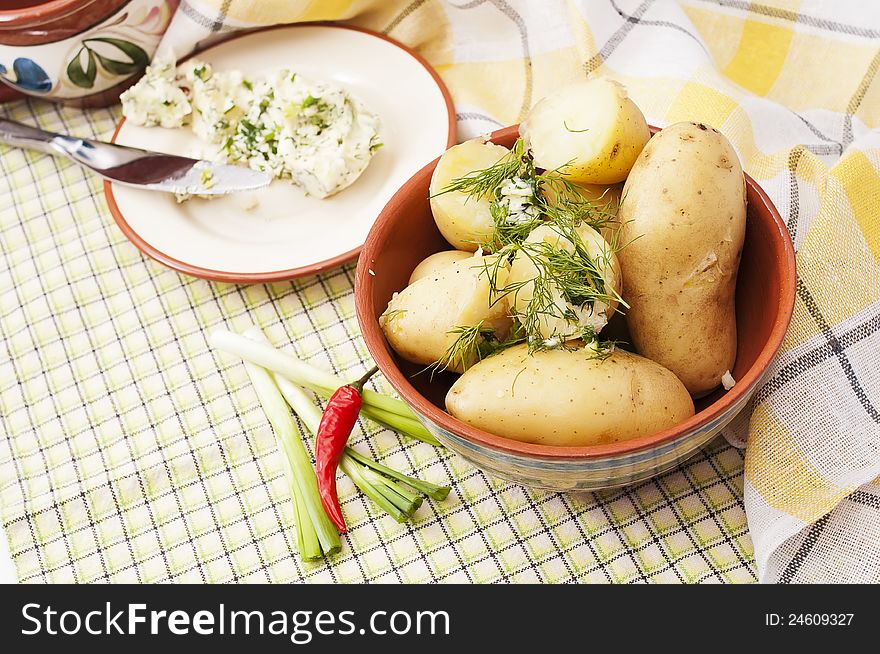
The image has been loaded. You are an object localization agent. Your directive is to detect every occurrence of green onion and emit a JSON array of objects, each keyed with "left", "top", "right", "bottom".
[
  {"left": 210, "top": 328, "right": 441, "bottom": 446},
  {"left": 272, "top": 365, "right": 449, "bottom": 519},
  {"left": 359, "top": 405, "right": 438, "bottom": 446},
  {"left": 239, "top": 328, "right": 449, "bottom": 524},
  {"left": 343, "top": 447, "right": 450, "bottom": 501},
  {"left": 241, "top": 358, "right": 340, "bottom": 560},
  {"left": 339, "top": 457, "right": 410, "bottom": 523}
]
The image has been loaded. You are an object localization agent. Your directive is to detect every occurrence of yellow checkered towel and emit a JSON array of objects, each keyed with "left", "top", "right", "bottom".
[{"left": 158, "top": 0, "right": 880, "bottom": 583}]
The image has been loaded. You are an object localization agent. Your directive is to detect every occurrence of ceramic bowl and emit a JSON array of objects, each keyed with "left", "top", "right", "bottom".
[
  {"left": 0, "top": 0, "right": 176, "bottom": 107},
  {"left": 355, "top": 125, "right": 796, "bottom": 492}
]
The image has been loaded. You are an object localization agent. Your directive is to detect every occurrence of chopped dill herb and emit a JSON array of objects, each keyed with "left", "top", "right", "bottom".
[
  {"left": 426, "top": 322, "right": 499, "bottom": 375},
  {"left": 421, "top": 137, "right": 636, "bottom": 362},
  {"left": 435, "top": 137, "right": 616, "bottom": 253},
  {"left": 432, "top": 138, "right": 528, "bottom": 201},
  {"left": 484, "top": 214, "right": 628, "bottom": 352},
  {"left": 382, "top": 309, "right": 407, "bottom": 321},
  {"left": 199, "top": 167, "right": 216, "bottom": 189},
  {"left": 193, "top": 65, "right": 209, "bottom": 81}
]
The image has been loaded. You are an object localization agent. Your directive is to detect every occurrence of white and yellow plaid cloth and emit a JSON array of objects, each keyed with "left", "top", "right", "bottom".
[{"left": 1, "top": 0, "right": 878, "bottom": 583}]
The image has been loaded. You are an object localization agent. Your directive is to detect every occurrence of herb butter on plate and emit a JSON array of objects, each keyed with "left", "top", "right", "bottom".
[{"left": 121, "top": 58, "right": 382, "bottom": 199}]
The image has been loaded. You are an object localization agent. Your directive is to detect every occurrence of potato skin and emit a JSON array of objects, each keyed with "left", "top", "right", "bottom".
[
  {"left": 408, "top": 250, "right": 474, "bottom": 285},
  {"left": 381, "top": 256, "right": 512, "bottom": 373},
  {"left": 618, "top": 122, "right": 746, "bottom": 396},
  {"left": 446, "top": 345, "right": 694, "bottom": 446},
  {"left": 521, "top": 78, "right": 650, "bottom": 184},
  {"left": 429, "top": 139, "right": 511, "bottom": 251}
]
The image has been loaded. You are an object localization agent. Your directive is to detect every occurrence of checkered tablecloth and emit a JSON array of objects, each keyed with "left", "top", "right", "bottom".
[
  {"left": 2, "top": 0, "right": 879, "bottom": 584},
  {"left": 0, "top": 97, "right": 755, "bottom": 582}
]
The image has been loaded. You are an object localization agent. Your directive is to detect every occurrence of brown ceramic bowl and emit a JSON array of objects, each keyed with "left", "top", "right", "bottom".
[{"left": 355, "top": 125, "right": 796, "bottom": 491}]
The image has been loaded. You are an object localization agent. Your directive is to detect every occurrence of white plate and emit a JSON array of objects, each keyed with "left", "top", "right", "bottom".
[{"left": 106, "top": 25, "right": 454, "bottom": 282}]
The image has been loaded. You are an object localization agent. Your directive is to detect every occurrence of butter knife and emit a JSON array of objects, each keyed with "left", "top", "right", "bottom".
[{"left": 0, "top": 118, "right": 271, "bottom": 195}]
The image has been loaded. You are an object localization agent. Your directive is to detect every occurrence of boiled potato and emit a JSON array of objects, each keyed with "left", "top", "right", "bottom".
[
  {"left": 381, "top": 255, "right": 513, "bottom": 373},
  {"left": 430, "top": 139, "right": 511, "bottom": 251},
  {"left": 618, "top": 122, "right": 746, "bottom": 397},
  {"left": 446, "top": 345, "right": 694, "bottom": 446},
  {"left": 521, "top": 78, "right": 650, "bottom": 184},
  {"left": 507, "top": 223, "right": 622, "bottom": 341},
  {"left": 408, "top": 250, "right": 475, "bottom": 285}
]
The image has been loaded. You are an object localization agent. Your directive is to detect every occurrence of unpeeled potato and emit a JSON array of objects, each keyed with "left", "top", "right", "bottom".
[
  {"left": 521, "top": 78, "right": 650, "bottom": 184},
  {"left": 618, "top": 122, "right": 746, "bottom": 396},
  {"left": 446, "top": 345, "right": 694, "bottom": 446}
]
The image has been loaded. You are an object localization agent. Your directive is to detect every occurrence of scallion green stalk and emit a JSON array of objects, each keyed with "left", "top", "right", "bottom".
[
  {"left": 244, "top": 332, "right": 449, "bottom": 525},
  {"left": 338, "top": 457, "right": 410, "bottom": 523},
  {"left": 272, "top": 369, "right": 431, "bottom": 520},
  {"left": 242, "top": 358, "right": 340, "bottom": 560},
  {"left": 343, "top": 447, "right": 450, "bottom": 501},
  {"left": 359, "top": 405, "right": 439, "bottom": 446},
  {"left": 211, "top": 329, "right": 417, "bottom": 418}
]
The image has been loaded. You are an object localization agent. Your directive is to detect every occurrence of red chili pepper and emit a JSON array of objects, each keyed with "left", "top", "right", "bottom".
[{"left": 315, "top": 365, "right": 379, "bottom": 533}]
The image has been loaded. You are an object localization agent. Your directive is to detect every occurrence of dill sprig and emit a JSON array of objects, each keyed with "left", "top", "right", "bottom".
[
  {"left": 427, "top": 321, "right": 529, "bottom": 376},
  {"left": 431, "top": 138, "right": 528, "bottom": 201},
  {"left": 425, "top": 322, "right": 497, "bottom": 375},
  {"left": 422, "top": 137, "right": 634, "bottom": 365},
  {"left": 381, "top": 308, "right": 407, "bottom": 322},
  {"left": 488, "top": 215, "right": 628, "bottom": 352},
  {"left": 435, "top": 137, "right": 619, "bottom": 253},
  {"left": 536, "top": 171, "right": 617, "bottom": 231},
  {"left": 486, "top": 197, "right": 544, "bottom": 250}
]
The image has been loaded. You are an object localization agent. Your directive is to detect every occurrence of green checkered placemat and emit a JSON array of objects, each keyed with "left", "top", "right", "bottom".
[{"left": 0, "top": 99, "right": 757, "bottom": 583}]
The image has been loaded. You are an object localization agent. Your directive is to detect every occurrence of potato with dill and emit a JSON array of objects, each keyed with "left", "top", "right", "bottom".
[
  {"left": 446, "top": 345, "right": 694, "bottom": 447},
  {"left": 521, "top": 78, "right": 650, "bottom": 184},
  {"left": 618, "top": 122, "right": 746, "bottom": 397},
  {"left": 505, "top": 222, "right": 623, "bottom": 343},
  {"left": 542, "top": 181, "right": 623, "bottom": 218},
  {"left": 541, "top": 180, "right": 624, "bottom": 244},
  {"left": 380, "top": 255, "right": 513, "bottom": 373},
  {"left": 429, "top": 139, "right": 512, "bottom": 251}
]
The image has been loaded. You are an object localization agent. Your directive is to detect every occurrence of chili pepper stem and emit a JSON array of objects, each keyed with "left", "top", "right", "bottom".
[{"left": 349, "top": 365, "right": 379, "bottom": 393}]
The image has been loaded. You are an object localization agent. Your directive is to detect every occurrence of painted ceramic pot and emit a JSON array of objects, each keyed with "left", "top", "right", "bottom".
[
  {"left": 355, "top": 125, "right": 797, "bottom": 492},
  {"left": 0, "top": 0, "right": 177, "bottom": 107}
]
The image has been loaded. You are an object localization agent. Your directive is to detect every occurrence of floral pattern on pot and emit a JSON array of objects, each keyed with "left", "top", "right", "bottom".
[
  {"left": 0, "top": 0, "right": 177, "bottom": 102},
  {"left": 0, "top": 58, "right": 52, "bottom": 93},
  {"left": 66, "top": 38, "right": 149, "bottom": 89}
]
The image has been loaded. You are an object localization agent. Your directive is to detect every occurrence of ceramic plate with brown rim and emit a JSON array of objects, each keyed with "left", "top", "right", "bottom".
[{"left": 105, "top": 24, "right": 455, "bottom": 283}]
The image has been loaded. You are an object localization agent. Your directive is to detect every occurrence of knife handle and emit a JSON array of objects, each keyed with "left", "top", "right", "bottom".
[{"left": 0, "top": 118, "right": 64, "bottom": 156}]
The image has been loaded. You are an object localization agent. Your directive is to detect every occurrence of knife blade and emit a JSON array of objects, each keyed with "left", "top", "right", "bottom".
[{"left": 0, "top": 118, "right": 272, "bottom": 195}]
